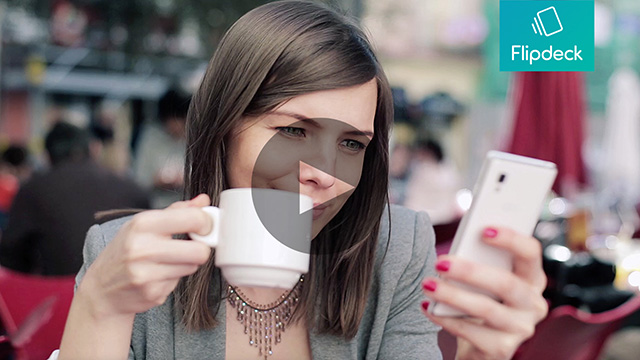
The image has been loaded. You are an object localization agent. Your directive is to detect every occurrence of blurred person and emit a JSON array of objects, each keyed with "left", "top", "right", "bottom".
[
  {"left": 89, "top": 121, "right": 115, "bottom": 160},
  {"left": 91, "top": 99, "right": 133, "bottom": 177},
  {"left": 404, "top": 137, "right": 463, "bottom": 225},
  {"left": 389, "top": 142, "right": 413, "bottom": 204},
  {"left": 0, "top": 145, "right": 32, "bottom": 182},
  {"left": 0, "top": 122, "right": 150, "bottom": 275},
  {"left": 89, "top": 119, "right": 130, "bottom": 177},
  {"left": 0, "top": 145, "right": 32, "bottom": 230},
  {"left": 133, "top": 89, "right": 189, "bottom": 208},
  {"left": 57, "top": 2, "right": 548, "bottom": 360}
]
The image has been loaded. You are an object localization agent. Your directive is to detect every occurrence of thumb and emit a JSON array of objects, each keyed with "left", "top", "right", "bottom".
[{"left": 189, "top": 193, "right": 211, "bottom": 208}]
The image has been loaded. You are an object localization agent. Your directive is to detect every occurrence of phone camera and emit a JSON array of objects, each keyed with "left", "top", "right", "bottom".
[{"left": 498, "top": 174, "right": 506, "bottom": 183}]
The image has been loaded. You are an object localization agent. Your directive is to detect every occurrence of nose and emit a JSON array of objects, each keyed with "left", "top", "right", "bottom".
[{"left": 299, "top": 146, "right": 337, "bottom": 189}]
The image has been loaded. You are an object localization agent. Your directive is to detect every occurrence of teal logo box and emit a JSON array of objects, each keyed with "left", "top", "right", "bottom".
[{"left": 500, "top": 0, "right": 594, "bottom": 71}]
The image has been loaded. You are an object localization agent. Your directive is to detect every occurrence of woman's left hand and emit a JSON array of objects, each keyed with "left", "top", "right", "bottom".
[{"left": 422, "top": 226, "right": 548, "bottom": 360}]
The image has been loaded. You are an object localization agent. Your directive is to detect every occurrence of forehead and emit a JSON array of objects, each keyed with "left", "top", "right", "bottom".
[{"left": 273, "top": 79, "right": 377, "bottom": 134}]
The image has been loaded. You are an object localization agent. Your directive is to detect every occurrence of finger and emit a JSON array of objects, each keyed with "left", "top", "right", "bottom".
[
  {"left": 482, "top": 226, "right": 546, "bottom": 289},
  {"left": 422, "top": 310, "right": 526, "bottom": 360},
  {"left": 130, "top": 278, "right": 182, "bottom": 309},
  {"left": 149, "top": 239, "right": 212, "bottom": 265},
  {"left": 422, "top": 277, "right": 527, "bottom": 333},
  {"left": 435, "top": 256, "right": 547, "bottom": 314},
  {"left": 127, "top": 234, "right": 212, "bottom": 265},
  {"left": 166, "top": 200, "right": 190, "bottom": 210},
  {"left": 189, "top": 193, "right": 211, "bottom": 207},
  {"left": 129, "top": 263, "right": 201, "bottom": 283},
  {"left": 127, "top": 207, "right": 213, "bottom": 237}
]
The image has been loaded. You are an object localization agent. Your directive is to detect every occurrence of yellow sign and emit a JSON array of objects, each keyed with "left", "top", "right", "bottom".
[{"left": 25, "top": 54, "right": 46, "bottom": 85}]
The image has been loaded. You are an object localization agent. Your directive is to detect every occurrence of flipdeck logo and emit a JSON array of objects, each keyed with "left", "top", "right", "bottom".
[{"left": 500, "top": 0, "right": 594, "bottom": 72}]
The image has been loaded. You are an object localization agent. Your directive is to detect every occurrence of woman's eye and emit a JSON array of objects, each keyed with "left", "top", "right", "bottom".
[
  {"left": 276, "top": 127, "right": 306, "bottom": 137},
  {"left": 341, "top": 139, "right": 366, "bottom": 152}
]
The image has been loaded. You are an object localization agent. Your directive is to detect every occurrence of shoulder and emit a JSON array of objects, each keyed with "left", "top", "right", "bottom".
[
  {"left": 373, "top": 204, "right": 436, "bottom": 291},
  {"left": 354, "top": 205, "right": 439, "bottom": 357},
  {"left": 97, "top": 215, "right": 133, "bottom": 239},
  {"left": 376, "top": 204, "right": 435, "bottom": 264},
  {"left": 13, "top": 170, "right": 47, "bottom": 196},
  {"left": 379, "top": 204, "right": 431, "bottom": 233},
  {"left": 83, "top": 216, "right": 133, "bottom": 258},
  {"left": 75, "top": 215, "right": 134, "bottom": 291}
]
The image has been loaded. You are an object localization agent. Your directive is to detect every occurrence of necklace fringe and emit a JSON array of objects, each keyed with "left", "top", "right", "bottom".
[{"left": 227, "top": 275, "right": 304, "bottom": 359}]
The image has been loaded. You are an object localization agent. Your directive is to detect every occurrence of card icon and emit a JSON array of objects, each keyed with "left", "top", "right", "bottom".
[{"left": 532, "top": 6, "right": 563, "bottom": 37}]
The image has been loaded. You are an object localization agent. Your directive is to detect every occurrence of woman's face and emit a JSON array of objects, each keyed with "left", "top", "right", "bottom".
[{"left": 226, "top": 79, "right": 378, "bottom": 238}]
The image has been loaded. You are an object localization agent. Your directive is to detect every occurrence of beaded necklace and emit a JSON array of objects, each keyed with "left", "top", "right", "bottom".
[{"left": 227, "top": 275, "right": 304, "bottom": 359}]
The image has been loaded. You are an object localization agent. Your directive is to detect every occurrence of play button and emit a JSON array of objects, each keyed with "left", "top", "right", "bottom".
[{"left": 251, "top": 117, "right": 363, "bottom": 253}]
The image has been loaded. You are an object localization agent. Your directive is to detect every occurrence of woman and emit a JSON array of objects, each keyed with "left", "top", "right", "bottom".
[{"left": 57, "top": 1, "right": 547, "bottom": 359}]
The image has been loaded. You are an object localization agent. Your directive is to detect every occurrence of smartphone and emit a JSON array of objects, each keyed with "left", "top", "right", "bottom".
[{"left": 428, "top": 151, "right": 557, "bottom": 317}]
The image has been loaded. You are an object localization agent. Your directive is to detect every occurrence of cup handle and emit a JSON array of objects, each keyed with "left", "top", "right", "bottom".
[{"left": 189, "top": 206, "right": 220, "bottom": 247}]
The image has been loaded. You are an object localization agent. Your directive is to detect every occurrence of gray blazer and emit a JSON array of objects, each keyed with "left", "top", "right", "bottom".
[{"left": 76, "top": 205, "right": 442, "bottom": 359}]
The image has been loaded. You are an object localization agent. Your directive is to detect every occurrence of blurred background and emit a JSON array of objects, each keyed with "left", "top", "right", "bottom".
[
  {"left": 2, "top": 0, "right": 640, "bottom": 359},
  {"left": 1, "top": 0, "right": 635, "bottom": 202}
]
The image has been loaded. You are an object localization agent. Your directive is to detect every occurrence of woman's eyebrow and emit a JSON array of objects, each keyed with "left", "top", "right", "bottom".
[
  {"left": 272, "top": 110, "right": 310, "bottom": 122},
  {"left": 272, "top": 111, "right": 374, "bottom": 139},
  {"left": 345, "top": 129, "right": 374, "bottom": 140}
]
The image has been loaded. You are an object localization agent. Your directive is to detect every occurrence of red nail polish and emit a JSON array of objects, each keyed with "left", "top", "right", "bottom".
[
  {"left": 423, "top": 280, "right": 437, "bottom": 292},
  {"left": 435, "top": 260, "right": 451, "bottom": 272},
  {"left": 421, "top": 301, "right": 430, "bottom": 311},
  {"left": 483, "top": 227, "right": 498, "bottom": 238}
]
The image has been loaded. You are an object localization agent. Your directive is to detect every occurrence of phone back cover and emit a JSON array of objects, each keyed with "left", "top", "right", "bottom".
[{"left": 430, "top": 151, "right": 557, "bottom": 316}]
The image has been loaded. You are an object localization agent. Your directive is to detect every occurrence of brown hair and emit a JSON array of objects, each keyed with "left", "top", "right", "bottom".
[{"left": 175, "top": 0, "right": 393, "bottom": 338}]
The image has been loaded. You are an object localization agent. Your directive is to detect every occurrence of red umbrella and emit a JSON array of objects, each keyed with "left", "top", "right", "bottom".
[{"left": 506, "top": 72, "right": 589, "bottom": 196}]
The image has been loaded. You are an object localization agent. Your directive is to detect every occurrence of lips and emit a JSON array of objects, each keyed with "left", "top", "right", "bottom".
[
  {"left": 313, "top": 202, "right": 329, "bottom": 210},
  {"left": 312, "top": 202, "right": 329, "bottom": 220}
]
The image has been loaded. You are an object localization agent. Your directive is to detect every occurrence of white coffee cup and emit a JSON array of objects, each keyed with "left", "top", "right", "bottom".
[{"left": 189, "top": 188, "right": 312, "bottom": 289}]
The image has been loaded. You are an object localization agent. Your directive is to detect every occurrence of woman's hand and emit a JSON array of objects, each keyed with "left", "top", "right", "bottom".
[
  {"left": 421, "top": 226, "right": 548, "bottom": 360},
  {"left": 59, "top": 194, "right": 214, "bottom": 359},
  {"left": 77, "top": 194, "right": 213, "bottom": 319}
]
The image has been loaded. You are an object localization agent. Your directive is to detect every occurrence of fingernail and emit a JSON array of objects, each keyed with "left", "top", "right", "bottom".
[
  {"left": 483, "top": 227, "right": 498, "bottom": 238},
  {"left": 423, "top": 280, "right": 437, "bottom": 292},
  {"left": 421, "top": 301, "right": 430, "bottom": 311},
  {"left": 435, "top": 260, "right": 451, "bottom": 272}
]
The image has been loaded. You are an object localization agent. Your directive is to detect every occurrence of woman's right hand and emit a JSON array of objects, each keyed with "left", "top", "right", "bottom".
[{"left": 77, "top": 194, "right": 213, "bottom": 319}]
